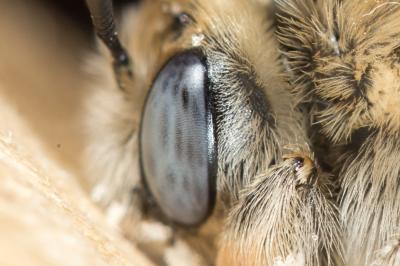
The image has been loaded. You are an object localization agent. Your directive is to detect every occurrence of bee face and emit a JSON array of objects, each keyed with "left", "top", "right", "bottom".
[
  {"left": 85, "top": 0, "right": 341, "bottom": 265},
  {"left": 134, "top": 0, "right": 297, "bottom": 224}
]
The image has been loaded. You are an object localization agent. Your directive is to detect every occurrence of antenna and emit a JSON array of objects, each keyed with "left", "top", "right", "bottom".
[{"left": 86, "top": 0, "right": 133, "bottom": 90}]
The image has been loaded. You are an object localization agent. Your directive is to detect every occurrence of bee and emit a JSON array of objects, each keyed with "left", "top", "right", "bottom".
[
  {"left": 276, "top": 0, "right": 400, "bottom": 265},
  {"left": 84, "top": 0, "right": 341, "bottom": 265}
]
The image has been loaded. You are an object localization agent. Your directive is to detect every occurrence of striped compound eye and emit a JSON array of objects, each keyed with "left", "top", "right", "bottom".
[{"left": 139, "top": 50, "right": 217, "bottom": 226}]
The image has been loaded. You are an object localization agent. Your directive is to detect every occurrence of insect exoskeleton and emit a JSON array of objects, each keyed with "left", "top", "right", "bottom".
[
  {"left": 276, "top": 0, "right": 400, "bottom": 264},
  {"left": 218, "top": 149, "right": 343, "bottom": 266}
]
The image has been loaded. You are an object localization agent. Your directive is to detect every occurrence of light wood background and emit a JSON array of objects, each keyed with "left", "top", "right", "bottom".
[{"left": 0, "top": 1, "right": 153, "bottom": 265}]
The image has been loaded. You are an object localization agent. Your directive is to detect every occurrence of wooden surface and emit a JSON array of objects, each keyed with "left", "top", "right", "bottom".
[{"left": 0, "top": 1, "right": 153, "bottom": 265}]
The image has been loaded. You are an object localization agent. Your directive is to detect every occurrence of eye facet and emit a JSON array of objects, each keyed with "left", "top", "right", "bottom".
[{"left": 139, "top": 50, "right": 217, "bottom": 226}]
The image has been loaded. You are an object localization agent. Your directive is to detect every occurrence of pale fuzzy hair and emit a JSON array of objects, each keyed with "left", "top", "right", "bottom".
[
  {"left": 218, "top": 150, "right": 343, "bottom": 266},
  {"left": 276, "top": 0, "right": 400, "bottom": 265},
  {"left": 190, "top": 0, "right": 302, "bottom": 198},
  {"left": 276, "top": 0, "right": 400, "bottom": 143},
  {"left": 339, "top": 131, "right": 400, "bottom": 265},
  {"left": 371, "top": 233, "right": 400, "bottom": 266}
]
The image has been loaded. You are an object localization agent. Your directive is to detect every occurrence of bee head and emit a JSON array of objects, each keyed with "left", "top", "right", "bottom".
[{"left": 86, "top": 0, "right": 295, "bottom": 228}]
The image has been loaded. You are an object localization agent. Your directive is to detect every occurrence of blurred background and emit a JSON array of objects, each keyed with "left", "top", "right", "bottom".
[
  {"left": 0, "top": 2, "right": 156, "bottom": 265},
  {"left": 40, "top": 0, "right": 137, "bottom": 33},
  {"left": 0, "top": 0, "right": 138, "bottom": 189}
]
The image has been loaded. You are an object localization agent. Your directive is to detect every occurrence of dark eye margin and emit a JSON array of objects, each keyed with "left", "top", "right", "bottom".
[{"left": 139, "top": 48, "right": 218, "bottom": 227}]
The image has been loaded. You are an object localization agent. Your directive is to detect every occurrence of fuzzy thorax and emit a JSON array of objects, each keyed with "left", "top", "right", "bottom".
[{"left": 277, "top": 0, "right": 400, "bottom": 143}]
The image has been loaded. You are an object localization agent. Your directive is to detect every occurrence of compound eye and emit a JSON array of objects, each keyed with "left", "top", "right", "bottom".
[{"left": 140, "top": 50, "right": 217, "bottom": 226}]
